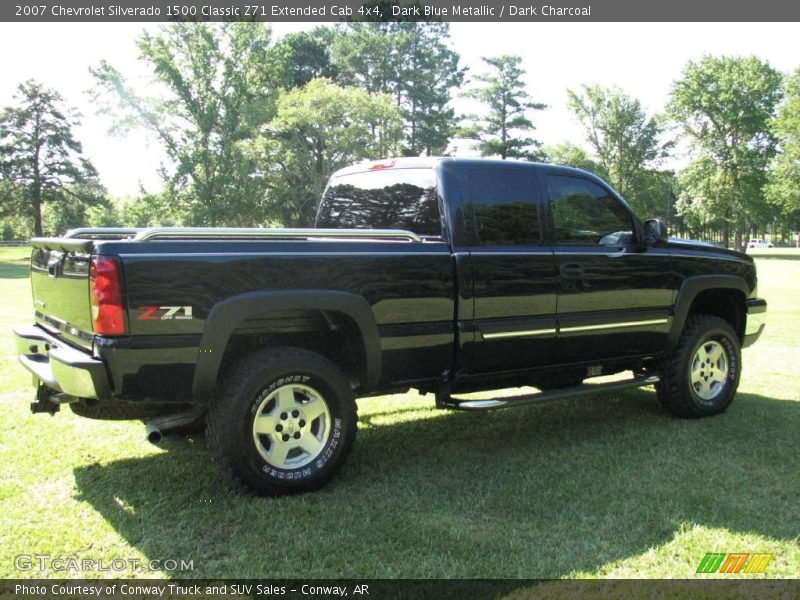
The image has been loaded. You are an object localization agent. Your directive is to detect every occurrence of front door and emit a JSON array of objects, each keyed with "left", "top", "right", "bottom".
[{"left": 544, "top": 172, "right": 675, "bottom": 362}]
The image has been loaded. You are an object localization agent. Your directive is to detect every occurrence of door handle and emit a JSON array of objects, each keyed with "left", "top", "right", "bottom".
[{"left": 560, "top": 263, "right": 584, "bottom": 279}]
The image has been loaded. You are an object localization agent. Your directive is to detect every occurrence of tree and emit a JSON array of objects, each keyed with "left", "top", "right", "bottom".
[
  {"left": 91, "top": 23, "right": 288, "bottom": 226},
  {"left": 542, "top": 142, "right": 603, "bottom": 174},
  {"left": 333, "top": 22, "right": 400, "bottom": 96},
  {"left": 276, "top": 28, "right": 339, "bottom": 89},
  {"left": 253, "top": 78, "right": 402, "bottom": 226},
  {"left": 462, "top": 55, "right": 546, "bottom": 160},
  {"left": 567, "top": 84, "right": 669, "bottom": 216},
  {"left": 333, "top": 22, "right": 465, "bottom": 156},
  {"left": 766, "top": 69, "right": 800, "bottom": 235},
  {"left": 668, "top": 56, "right": 783, "bottom": 251},
  {"left": 398, "top": 23, "right": 465, "bottom": 156},
  {"left": 0, "top": 80, "right": 104, "bottom": 236}
]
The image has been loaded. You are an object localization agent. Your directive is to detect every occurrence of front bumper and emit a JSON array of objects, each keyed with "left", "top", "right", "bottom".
[
  {"left": 13, "top": 324, "right": 110, "bottom": 399},
  {"left": 743, "top": 298, "right": 767, "bottom": 348}
]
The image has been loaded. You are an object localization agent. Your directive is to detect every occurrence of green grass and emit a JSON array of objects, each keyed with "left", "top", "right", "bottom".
[{"left": 0, "top": 246, "right": 798, "bottom": 579}]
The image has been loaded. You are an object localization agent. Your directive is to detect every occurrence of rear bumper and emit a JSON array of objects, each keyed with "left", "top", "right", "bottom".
[
  {"left": 743, "top": 298, "right": 767, "bottom": 348},
  {"left": 13, "top": 324, "right": 110, "bottom": 399}
]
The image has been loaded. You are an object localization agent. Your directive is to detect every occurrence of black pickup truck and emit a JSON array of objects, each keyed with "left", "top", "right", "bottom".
[{"left": 14, "top": 157, "right": 767, "bottom": 495}]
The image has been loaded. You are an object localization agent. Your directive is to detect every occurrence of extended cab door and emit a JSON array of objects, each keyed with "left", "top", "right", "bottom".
[
  {"left": 543, "top": 172, "right": 675, "bottom": 361},
  {"left": 461, "top": 165, "right": 559, "bottom": 374}
]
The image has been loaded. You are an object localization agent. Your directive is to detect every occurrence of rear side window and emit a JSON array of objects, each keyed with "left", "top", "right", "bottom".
[
  {"left": 546, "top": 175, "right": 633, "bottom": 245},
  {"left": 316, "top": 168, "right": 441, "bottom": 236},
  {"left": 468, "top": 168, "right": 541, "bottom": 246}
]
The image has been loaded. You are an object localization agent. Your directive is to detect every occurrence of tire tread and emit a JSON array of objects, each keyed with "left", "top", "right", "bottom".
[
  {"left": 206, "top": 346, "right": 356, "bottom": 496},
  {"left": 656, "top": 314, "right": 740, "bottom": 418}
]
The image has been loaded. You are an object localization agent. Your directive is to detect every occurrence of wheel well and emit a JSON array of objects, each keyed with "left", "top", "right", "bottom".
[
  {"left": 218, "top": 309, "right": 367, "bottom": 390},
  {"left": 687, "top": 288, "right": 746, "bottom": 341}
]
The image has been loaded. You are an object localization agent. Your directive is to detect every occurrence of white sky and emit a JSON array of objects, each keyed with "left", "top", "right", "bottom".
[{"left": 1, "top": 22, "right": 798, "bottom": 197}]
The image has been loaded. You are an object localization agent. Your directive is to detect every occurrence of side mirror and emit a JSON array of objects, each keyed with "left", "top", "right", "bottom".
[{"left": 644, "top": 218, "right": 667, "bottom": 245}]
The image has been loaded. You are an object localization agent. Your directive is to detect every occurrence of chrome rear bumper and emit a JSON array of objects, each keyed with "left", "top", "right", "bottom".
[{"left": 14, "top": 324, "right": 110, "bottom": 399}]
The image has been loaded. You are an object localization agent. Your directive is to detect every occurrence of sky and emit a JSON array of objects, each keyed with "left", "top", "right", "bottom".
[{"left": 1, "top": 22, "right": 798, "bottom": 197}]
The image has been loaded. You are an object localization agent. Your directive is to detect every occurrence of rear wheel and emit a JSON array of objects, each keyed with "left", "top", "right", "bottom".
[
  {"left": 656, "top": 315, "right": 741, "bottom": 418},
  {"left": 207, "top": 347, "right": 357, "bottom": 496}
]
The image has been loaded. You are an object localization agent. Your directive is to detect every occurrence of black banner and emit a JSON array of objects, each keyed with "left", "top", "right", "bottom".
[{"left": 2, "top": 0, "right": 800, "bottom": 22}]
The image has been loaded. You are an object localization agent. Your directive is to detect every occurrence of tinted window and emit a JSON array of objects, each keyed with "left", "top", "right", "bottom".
[
  {"left": 469, "top": 168, "right": 540, "bottom": 246},
  {"left": 316, "top": 169, "right": 441, "bottom": 236},
  {"left": 546, "top": 175, "right": 633, "bottom": 245}
]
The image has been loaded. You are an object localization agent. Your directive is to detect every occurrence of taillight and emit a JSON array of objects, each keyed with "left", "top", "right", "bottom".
[{"left": 90, "top": 257, "right": 126, "bottom": 335}]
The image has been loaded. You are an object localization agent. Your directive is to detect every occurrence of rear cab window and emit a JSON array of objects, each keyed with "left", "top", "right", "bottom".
[
  {"left": 316, "top": 168, "right": 442, "bottom": 237},
  {"left": 467, "top": 167, "right": 542, "bottom": 246}
]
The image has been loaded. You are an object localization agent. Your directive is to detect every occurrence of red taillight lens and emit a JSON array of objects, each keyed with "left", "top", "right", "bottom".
[{"left": 90, "top": 257, "right": 126, "bottom": 335}]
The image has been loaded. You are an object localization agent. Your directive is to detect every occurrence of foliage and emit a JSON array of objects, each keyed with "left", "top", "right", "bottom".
[
  {"left": 91, "top": 23, "right": 288, "bottom": 226},
  {"left": 43, "top": 197, "right": 88, "bottom": 236},
  {"left": 668, "top": 56, "right": 783, "bottom": 250},
  {"left": 462, "top": 55, "right": 546, "bottom": 160},
  {"left": 333, "top": 22, "right": 464, "bottom": 156},
  {"left": 567, "top": 84, "right": 670, "bottom": 216},
  {"left": 85, "top": 193, "right": 181, "bottom": 229},
  {"left": 276, "top": 28, "right": 339, "bottom": 89},
  {"left": 253, "top": 78, "right": 402, "bottom": 226},
  {"left": 542, "top": 142, "right": 603, "bottom": 174},
  {"left": 0, "top": 209, "right": 33, "bottom": 242},
  {"left": 394, "top": 23, "right": 465, "bottom": 156},
  {"left": 766, "top": 69, "right": 800, "bottom": 230},
  {"left": 0, "top": 80, "right": 105, "bottom": 236}
]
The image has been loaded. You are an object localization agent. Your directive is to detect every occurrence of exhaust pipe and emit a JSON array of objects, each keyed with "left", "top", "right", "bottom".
[
  {"left": 145, "top": 410, "right": 204, "bottom": 445},
  {"left": 145, "top": 422, "right": 163, "bottom": 444}
]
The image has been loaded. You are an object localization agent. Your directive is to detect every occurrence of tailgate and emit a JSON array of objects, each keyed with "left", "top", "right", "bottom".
[{"left": 30, "top": 238, "right": 95, "bottom": 349}]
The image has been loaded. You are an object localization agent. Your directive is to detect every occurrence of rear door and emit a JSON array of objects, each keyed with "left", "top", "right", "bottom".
[
  {"left": 544, "top": 172, "right": 674, "bottom": 361},
  {"left": 464, "top": 165, "right": 559, "bottom": 374}
]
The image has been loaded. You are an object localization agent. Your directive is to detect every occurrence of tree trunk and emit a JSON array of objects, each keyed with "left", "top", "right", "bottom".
[
  {"left": 734, "top": 228, "right": 743, "bottom": 253},
  {"left": 33, "top": 199, "right": 43, "bottom": 237}
]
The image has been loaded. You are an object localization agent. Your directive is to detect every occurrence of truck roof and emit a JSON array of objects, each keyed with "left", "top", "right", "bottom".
[{"left": 329, "top": 156, "right": 595, "bottom": 180}]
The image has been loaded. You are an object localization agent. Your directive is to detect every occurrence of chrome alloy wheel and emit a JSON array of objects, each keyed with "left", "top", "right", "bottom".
[
  {"left": 690, "top": 340, "right": 729, "bottom": 401},
  {"left": 252, "top": 384, "right": 332, "bottom": 469}
]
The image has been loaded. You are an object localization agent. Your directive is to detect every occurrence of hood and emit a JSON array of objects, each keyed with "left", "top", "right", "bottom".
[{"left": 667, "top": 237, "right": 752, "bottom": 262}]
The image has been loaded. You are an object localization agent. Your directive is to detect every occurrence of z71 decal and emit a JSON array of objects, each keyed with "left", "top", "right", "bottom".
[{"left": 138, "top": 306, "right": 194, "bottom": 320}]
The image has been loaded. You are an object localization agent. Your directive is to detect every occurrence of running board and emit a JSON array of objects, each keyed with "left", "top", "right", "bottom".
[{"left": 439, "top": 374, "right": 660, "bottom": 412}]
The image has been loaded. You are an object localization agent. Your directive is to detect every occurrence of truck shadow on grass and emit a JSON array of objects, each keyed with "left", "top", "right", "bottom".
[{"left": 72, "top": 390, "right": 799, "bottom": 579}]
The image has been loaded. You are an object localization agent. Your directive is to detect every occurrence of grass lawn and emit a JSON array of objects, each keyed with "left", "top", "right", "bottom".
[{"left": 0, "top": 246, "right": 798, "bottom": 580}]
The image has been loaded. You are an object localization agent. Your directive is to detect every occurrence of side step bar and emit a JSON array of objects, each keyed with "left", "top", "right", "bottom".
[{"left": 437, "top": 374, "right": 660, "bottom": 412}]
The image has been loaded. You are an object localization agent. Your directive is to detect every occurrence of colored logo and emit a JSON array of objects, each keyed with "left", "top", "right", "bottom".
[{"left": 696, "top": 552, "right": 773, "bottom": 574}]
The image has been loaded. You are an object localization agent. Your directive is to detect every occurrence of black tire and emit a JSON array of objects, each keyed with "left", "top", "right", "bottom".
[
  {"left": 207, "top": 346, "right": 357, "bottom": 496},
  {"left": 656, "top": 314, "right": 741, "bottom": 418}
]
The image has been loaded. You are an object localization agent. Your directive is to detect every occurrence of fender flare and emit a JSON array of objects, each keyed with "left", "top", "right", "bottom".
[
  {"left": 192, "top": 290, "right": 381, "bottom": 403},
  {"left": 669, "top": 275, "right": 750, "bottom": 348}
]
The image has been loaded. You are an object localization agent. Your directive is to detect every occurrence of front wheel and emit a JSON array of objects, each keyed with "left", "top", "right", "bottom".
[
  {"left": 207, "top": 347, "right": 357, "bottom": 496},
  {"left": 656, "top": 315, "right": 741, "bottom": 418}
]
